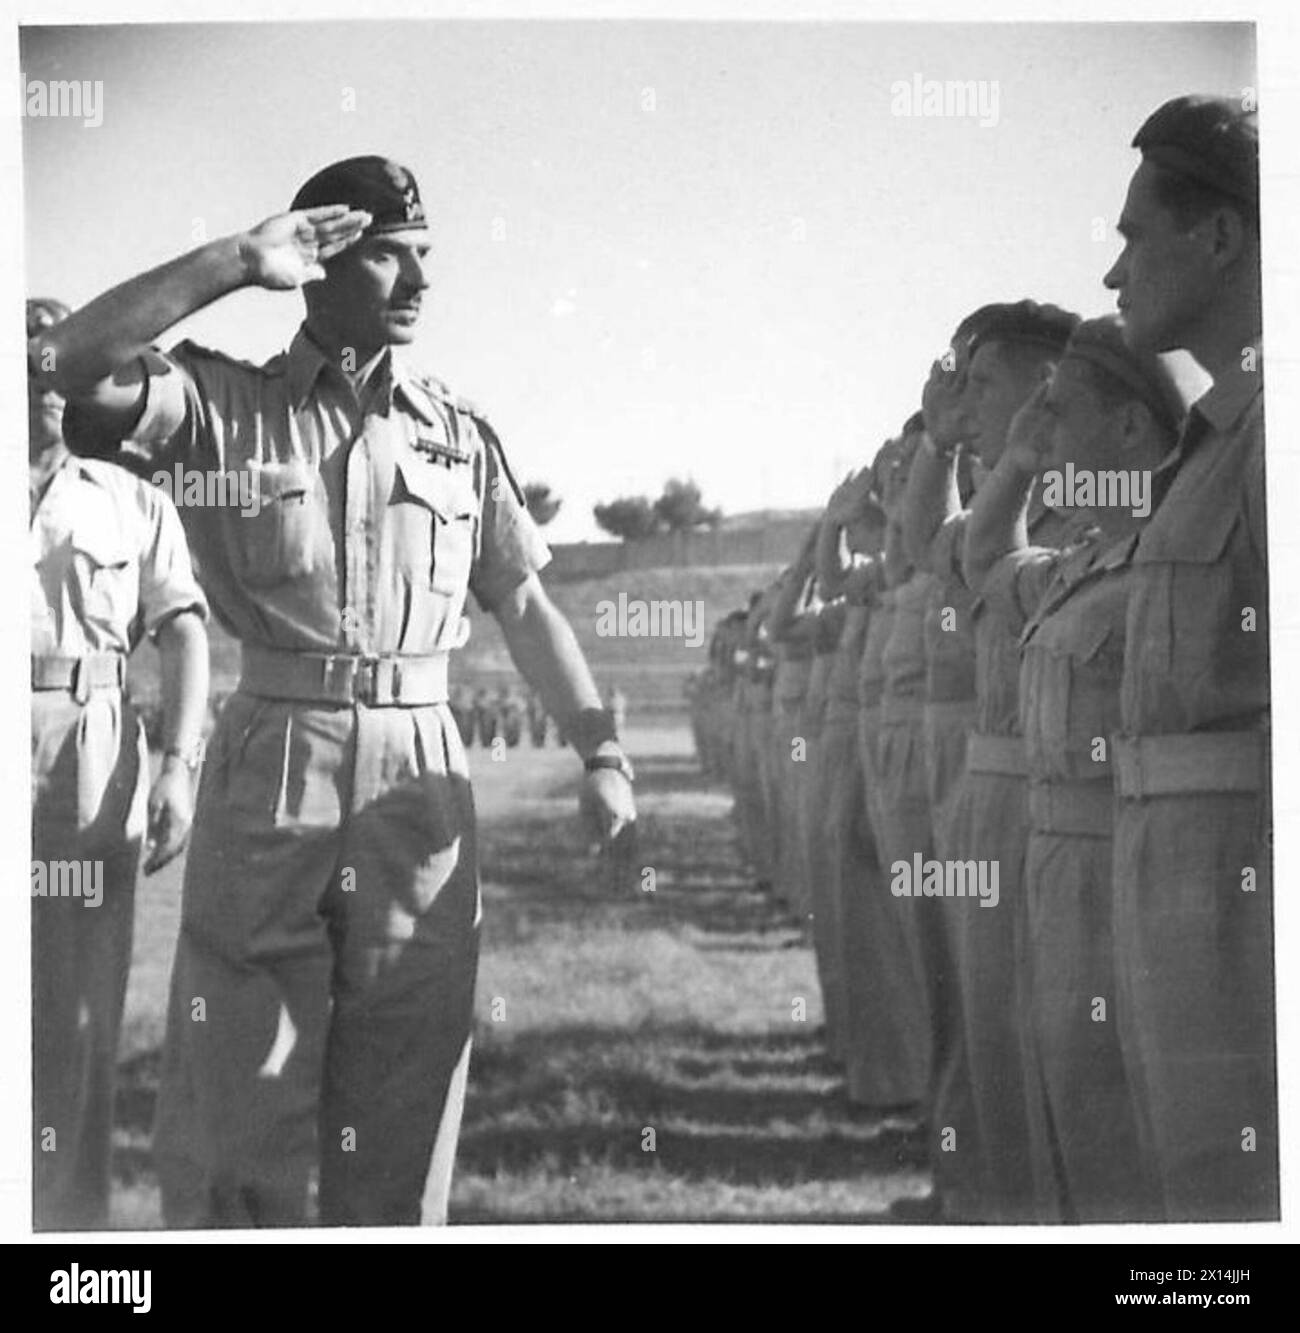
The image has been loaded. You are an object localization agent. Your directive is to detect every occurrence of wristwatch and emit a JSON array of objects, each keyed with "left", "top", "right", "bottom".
[
  {"left": 584, "top": 751, "right": 635, "bottom": 785},
  {"left": 164, "top": 738, "right": 206, "bottom": 775}
]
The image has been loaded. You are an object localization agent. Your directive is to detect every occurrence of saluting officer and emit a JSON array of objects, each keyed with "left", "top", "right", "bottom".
[{"left": 37, "top": 156, "right": 635, "bottom": 1227}]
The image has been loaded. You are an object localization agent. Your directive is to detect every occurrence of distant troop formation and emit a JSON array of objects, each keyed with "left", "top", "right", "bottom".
[
  {"left": 690, "top": 94, "right": 1273, "bottom": 1223},
  {"left": 448, "top": 683, "right": 626, "bottom": 749}
]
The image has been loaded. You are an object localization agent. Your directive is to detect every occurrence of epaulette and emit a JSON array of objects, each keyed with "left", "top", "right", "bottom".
[
  {"left": 452, "top": 388, "right": 492, "bottom": 426},
  {"left": 170, "top": 338, "right": 268, "bottom": 375},
  {"left": 408, "top": 371, "right": 487, "bottom": 424},
  {"left": 435, "top": 389, "right": 529, "bottom": 508}
]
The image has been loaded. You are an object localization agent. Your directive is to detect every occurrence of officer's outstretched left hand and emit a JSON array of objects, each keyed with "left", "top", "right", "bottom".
[
  {"left": 579, "top": 769, "right": 637, "bottom": 891},
  {"left": 144, "top": 763, "right": 194, "bottom": 875}
]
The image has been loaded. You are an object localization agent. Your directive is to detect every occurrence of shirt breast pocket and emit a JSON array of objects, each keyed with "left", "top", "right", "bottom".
[
  {"left": 1134, "top": 499, "right": 1243, "bottom": 678},
  {"left": 392, "top": 459, "right": 478, "bottom": 598},
  {"left": 71, "top": 527, "right": 136, "bottom": 628},
  {"left": 238, "top": 462, "right": 331, "bottom": 588}
]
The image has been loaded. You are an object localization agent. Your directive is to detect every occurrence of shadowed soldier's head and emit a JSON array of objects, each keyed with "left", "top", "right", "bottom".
[
  {"left": 292, "top": 156, "right": 432, "bottom": 361},
  {"left": 844, "top": 494, "right": 887, "bottom": 558},
  {"left": 27, "top": 297, "right": 71, "bottom": 459},
  {"left": 1105, "top": 95, "right": 1259, "bottom": 357},
  {"left": 962, "top": 301, "right": 1080, "bottom": 468},
  {"left": 1038, "top": 316, "right": 1187, "bottom": 485}
]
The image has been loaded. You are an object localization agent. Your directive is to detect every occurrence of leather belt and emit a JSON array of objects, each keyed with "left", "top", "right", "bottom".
[
  {"left": 240, "top": 646, "right": 450, "bottom": 707},
  {"left": 1028, "top": 779, "right": 1115, "bottom": 836},
  {"left": 31, "top": 652, "right": 126, "bottom": 703},
  {"left": 966, "top": 732, "right": 1028, "bottom": 777},
  {"left": 1113, "top": 732, "right": 1266, "bottom": 798}
]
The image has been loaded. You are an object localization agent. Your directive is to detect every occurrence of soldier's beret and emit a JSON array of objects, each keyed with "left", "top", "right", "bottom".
[
  {"left": 1133, "top": 94, "right": 1258, "bottom": 208},
  {"left": 966, "top": 300, "right": 1081, "bottom": 358},
  {"left": 27, "top": 297, "right": 71, "bottom": 337},
  {"left": 952, "top": 303, "right": 1005, "bottom": 346},
  {"left": 1063, "top": 316, "right": 1187, "bottom": 438},
  {"left": 291, "top": 156, "right": 427, "bottom": 234}
]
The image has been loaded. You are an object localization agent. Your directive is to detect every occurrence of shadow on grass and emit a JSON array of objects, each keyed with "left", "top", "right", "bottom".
[{"left": 480, "top": 750, "right": 804, "bottom": 941}]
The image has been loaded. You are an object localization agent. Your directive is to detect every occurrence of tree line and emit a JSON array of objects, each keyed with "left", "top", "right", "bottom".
[{"left": 524, "top": 477, "right": 724, "bottom": 542}]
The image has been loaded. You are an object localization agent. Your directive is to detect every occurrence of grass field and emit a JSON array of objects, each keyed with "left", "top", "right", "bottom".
[{"left": 112, "top": 719, "right": 925, "bottom": 1226}]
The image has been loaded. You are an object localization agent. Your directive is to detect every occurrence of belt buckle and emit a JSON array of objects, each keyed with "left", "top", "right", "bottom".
[
  {"left": 71, "top": 657, "right": 91, "bottom": 705},
  {"left": 353, "top": 656, "right": 379, "bottom": 707}
]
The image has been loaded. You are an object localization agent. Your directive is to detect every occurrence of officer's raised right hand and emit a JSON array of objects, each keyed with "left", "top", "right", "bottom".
[{"left": 236, "top": 205, "right": 372, "bottom": 289}]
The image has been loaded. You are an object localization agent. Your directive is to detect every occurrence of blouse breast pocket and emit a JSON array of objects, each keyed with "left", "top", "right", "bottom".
[
  {"left": 391, "top": 458, "right": 479, "bottom": 599},
  {"left": 237, "top": 462, "right": 331, "bottom": 588}
]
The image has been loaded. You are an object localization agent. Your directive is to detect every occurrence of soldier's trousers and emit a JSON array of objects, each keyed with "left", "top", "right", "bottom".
[
  {"left": 874, "top": 701, "right": 940, "bottom": 1096},
  {"left": 856, "top": 705, "right": 930, "bottom": 1106},
  {"left": 924, "top": 700, "right": 976, "bottom": 858},
  {"left": 769, "top": 704, "right": 806, "bottom": 911},
  {"left": 804, "top": 721, "right": 842, "bottom": 1057},
  {"left": 1113, "top": 788, "right": 1277, "bottom": 1221},
  {"left": 155, "top": 693, "right": 479, "bottom": 1227},
  {"left": 755, "top": 712, "right": 783, "bottom": 886},
  {"left": 1021, "top": 787, "right": 1158, "bottom": 1221},
  {"left": 943, "top": 760, "right": 1029, "bottom": 1221},
  {"left": 732, "top": 708, "right": 774, "bottom": 885},
  {"left": 32, "top": 690, "right": 148, "bottom": 1231}
]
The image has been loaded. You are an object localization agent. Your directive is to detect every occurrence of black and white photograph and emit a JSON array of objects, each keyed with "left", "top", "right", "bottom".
[{"left": 10, "top": 1, "right": 1298, "bottom": 1261}]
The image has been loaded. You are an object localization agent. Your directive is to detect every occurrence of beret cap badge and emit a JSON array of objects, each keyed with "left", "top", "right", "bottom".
[{"left": 291, "top": 155, "right": 428, "bottom": 234}]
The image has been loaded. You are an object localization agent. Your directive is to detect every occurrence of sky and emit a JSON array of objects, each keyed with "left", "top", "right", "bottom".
[{"left": 21, "top": 20, "right": 1255, "bottom": 541}]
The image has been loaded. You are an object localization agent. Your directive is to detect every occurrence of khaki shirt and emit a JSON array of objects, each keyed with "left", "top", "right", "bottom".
[
  {"left": 95, "top": 327, "right": 549, "bottom": 656},
  {"left": 987, "top": 528, "right": 1135, "bottom": 786},
  {"left": 948, "top": 503, "right": 1078, "bottom": 737},
  {"left": 881, "top": 571, "right": 934, "bottom": 705},
  {"left": 1121, "top": 347, "right": 1267, "bottom": 735},
  {"left": 856, "top": 588, "right": 896, "bottom": 711},
  {"left": 923, "top": 515, "right": 977, "bottom": 704},
  {"left": 31, "top": 451, "right": 208, "bottom": 657},
  {"left": 826, "top": 601, "right": 870, "bottom": 717},
  {"left": 774, "top": 639, "right": 814, "bottom": 711}
]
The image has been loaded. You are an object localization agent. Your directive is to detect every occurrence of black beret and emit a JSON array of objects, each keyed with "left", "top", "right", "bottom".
[
  {"left": 952, "top": 303, "right": 1006, "bottom": 346},
  {"left": 290, "top": 156, "right": 427, "bottom": 234},
  {"left": 966, "top": 299, "right": 1081, "bottom": 359},
  {"left": 1133, "top": 94, "right": 1258, "bottom": 208},
  {"left": 1062, "top": 316, "right": 1187, "bottom": 438}
]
